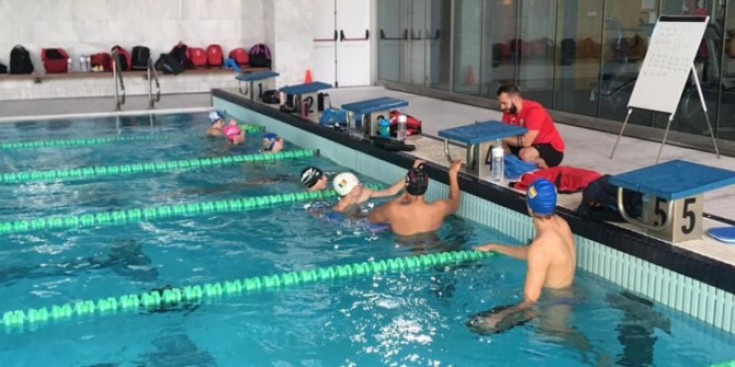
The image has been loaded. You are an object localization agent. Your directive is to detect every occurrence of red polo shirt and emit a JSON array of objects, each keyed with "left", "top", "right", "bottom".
[{"left": 501, "top": 99, "right": 565, "bottom": 152}]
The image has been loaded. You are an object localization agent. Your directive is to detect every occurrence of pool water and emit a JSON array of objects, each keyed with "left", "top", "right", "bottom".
[{"left": 0, "top": 112, "right": 733, "bottom": 366}]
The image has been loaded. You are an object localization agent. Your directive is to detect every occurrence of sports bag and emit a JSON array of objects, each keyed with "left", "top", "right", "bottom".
[
  {"left": 388, "top": 110, "right": 422, "bottom": 137},
  {"left": 249, "top": 43, "right": 272, "bottom": 68},
  {"left": 10, "top": 45, "right": 34, "bottom": 74},
  {"left": 130, "top": 46, "right": 150, "bottom": 71}
]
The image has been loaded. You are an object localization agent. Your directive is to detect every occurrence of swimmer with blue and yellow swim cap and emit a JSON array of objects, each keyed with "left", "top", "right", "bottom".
[{"left": 470, "top": 178, "right": 576, "bottom": 334}]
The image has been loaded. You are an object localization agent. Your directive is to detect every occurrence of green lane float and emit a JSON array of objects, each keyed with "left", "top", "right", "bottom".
[
  {"left": 0, "top": 149, "right": 315, "bottom": 184},
  {"left": 0, "top": 184, "right": 381, "bottom": 235},
  {"left": 0, "top": 124, "right": 263, "bottom": 150},
  {"left": 0, "top": 250, "right": 494, "bottom": 329}
]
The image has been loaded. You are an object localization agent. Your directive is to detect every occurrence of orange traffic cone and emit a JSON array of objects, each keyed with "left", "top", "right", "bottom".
[
  {"left": 464, "top": 65, "right": 475, "bottom": 86},
  {"left": 304, "top": 69, "right": 313, "bottom": 83}
]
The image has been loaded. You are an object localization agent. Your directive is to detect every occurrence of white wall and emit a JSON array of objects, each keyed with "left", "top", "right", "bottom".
[
  {"left": 0, "top": 0, "right": 329, "bottom": 100},
  {"left": 0, "top": 0, "right": 266, "bottom": 71}
]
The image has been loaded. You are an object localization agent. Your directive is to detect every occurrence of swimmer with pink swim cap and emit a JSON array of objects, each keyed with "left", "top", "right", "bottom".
[{"left": 222, "top": 120, "right": 245, "bottom": 145}]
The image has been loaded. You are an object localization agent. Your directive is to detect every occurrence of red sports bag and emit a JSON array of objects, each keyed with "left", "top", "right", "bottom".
[
  {"left": 187, "top": 47, "right": 207, "bottom": 69},
  {"left": 41, "top": 48, "right": 69, "bottom": 73},
  {"left": 228, "top": 48, "right": 249, "bottom": 66},
  {"left": 206, "top": 44, "right": 224, "bottom": 68},
  {"left": 388, "top": 110, "right": 422, "bottom": 137},
  {"left": 110, "top": 45, "right": 131, "bottom": 71}
]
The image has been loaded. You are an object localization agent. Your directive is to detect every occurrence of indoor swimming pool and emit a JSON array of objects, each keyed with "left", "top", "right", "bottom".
[{"left": 0, "top": 111, "right": 733, "bottom": 366}]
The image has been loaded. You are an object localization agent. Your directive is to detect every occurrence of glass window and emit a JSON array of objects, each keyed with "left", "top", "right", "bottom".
[
  {"left": 453, "top": 0, "right": 484, "bottom": 95},
  {"left": 377, "top": 0, "right": 404, "bottom": 82},
  {"left": 517, "top": 0, "right": 557, "bottom": 106}
]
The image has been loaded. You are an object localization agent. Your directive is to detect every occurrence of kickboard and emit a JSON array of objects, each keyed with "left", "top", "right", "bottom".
[
  {"left": 707, "top": 227, "right": 735, "bottom": 244},
  {"left": 323, "top": 211, "right": 389, "bottom": 233}
]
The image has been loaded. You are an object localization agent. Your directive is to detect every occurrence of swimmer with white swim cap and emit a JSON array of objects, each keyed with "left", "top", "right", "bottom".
[{"left": 331, "top": 161, "right": 421, "bottom": 215}]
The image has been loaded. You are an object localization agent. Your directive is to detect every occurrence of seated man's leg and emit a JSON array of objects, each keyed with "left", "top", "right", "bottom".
[{"left": 519, "top": 144, "right": 564, "bottom": 169}]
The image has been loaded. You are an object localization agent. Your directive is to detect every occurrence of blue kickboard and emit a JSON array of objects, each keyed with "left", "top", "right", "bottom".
[
  {"left": 438, "top": 121, "right": 527, "bottom": 145},
  {"left": 707, "top": 227, "right": 735, "bottom": 244},
  {"left": 609, "top": 160, "right": 735, "bottom": 200},
  {"left": 341, "top": 97, "right": 409, "bottom": 115},
  {"left": 235, "top": 71, "right": 280, "bottom": 82},
  {"left": 278, "top": 82, "right": 332, "bottom": 95}
]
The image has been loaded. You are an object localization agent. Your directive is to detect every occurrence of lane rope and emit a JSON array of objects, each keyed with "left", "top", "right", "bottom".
[
  {"left": 0, "top": 149, "right": 316, "bottom": 184},
  {"left": 0, "top": 250, "right": 494, "bottom": 330},
  {"left": 0, "top": 124, "right": 263, "bottom": 150}
]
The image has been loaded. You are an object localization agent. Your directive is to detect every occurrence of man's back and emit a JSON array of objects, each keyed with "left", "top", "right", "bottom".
[
  {"left": 532, "top": 215, "right": 575, "bottom": 289},
  {"left": 381, "top": 197, "right": 450, "bottom": 236}
]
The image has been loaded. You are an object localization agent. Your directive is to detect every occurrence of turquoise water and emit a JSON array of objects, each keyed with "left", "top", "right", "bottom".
[{"left": 0, "top": 112, "right": 733, "bottom": 366}]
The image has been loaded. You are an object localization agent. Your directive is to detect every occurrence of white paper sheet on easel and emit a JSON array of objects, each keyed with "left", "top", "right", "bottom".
[{"left": 627, "top": 16, "right": 709, "bottom": 115}]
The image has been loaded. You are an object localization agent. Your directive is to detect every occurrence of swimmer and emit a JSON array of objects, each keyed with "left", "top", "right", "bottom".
[
  {"left": 369, "top": 159, "right": 462, "bottom": 236},
  {"left": 300, "top": 166, "right": 328, "bottom": 191},
  {"left": 222, "top": 121, "right": 245, "bottom": 146},
  {"left": 332, "top": 170, "right": 406, "bottom": 216},
  {"left": 206, "top": 111, "right": 225, "bottom": 136},
  {"left": 262, "top": 133, "right": 284, "bottom": 153},
  {"left": 469, "top": 178, "right": 575, "bottom": 334}
]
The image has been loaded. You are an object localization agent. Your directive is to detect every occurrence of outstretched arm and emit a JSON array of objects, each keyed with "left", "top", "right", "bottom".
[
  {"left": 441, "top": 160, "right": 462, "bottom": 215},
  {"left": 368, "top": 178, "right": 404, "bottom": 198},
  {"left": 474, "top": 243, "right": 529, "bottom": 260}
]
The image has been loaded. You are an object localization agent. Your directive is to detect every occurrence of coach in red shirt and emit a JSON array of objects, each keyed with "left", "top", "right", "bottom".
[{"left": 497, "top": 84, "right": 565, "bottom": 168}]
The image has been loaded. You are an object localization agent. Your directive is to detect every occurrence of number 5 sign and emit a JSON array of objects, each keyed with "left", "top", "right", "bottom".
[{"left": 644, "top": 194, "right": 704, "bottom": 242}]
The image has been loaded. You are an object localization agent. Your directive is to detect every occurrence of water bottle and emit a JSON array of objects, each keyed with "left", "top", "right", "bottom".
[
  {"left": 79, "top": 55, "right": 86, "bottom": 72},
  {"left": 67, "top": 57, "right": 73, "bottom": 72},
  {"left": 491, "top": 146, "right": 504, "bottom": 183},
  {"left": 379, "top": 116, "right": 391, "bottom": 137},
  {"left": 397, "top": 114, "right": 407, "bottom": 141}
]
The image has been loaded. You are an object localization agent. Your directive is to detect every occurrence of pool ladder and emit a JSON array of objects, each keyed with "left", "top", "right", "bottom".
[
  {"left": 146, "top": 57, "right": 161, "bottom": 109},
  {"left": 111, "top": 50, "right": 126, "bottom": 111}
]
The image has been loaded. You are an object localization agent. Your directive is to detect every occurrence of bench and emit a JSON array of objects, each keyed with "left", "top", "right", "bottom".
[
  {"left": 235, "top": 70, "right": 280, "bottom": 100},
  {"left": 341, "top": 97, "right": 408, "bottom": 136},
  {"left": 438, "top": 120, "right": 527, "bottom": 179},
  {"left": 609, "top": 160, "right": 735, "bottom": 242},
  {"left": 278, "top": 81, "right": 332, "bottom": 118}
]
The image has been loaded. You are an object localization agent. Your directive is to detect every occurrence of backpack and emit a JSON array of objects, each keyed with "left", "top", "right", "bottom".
[
  {"left": 388, "top": 110, "right": 422, "bottom": 137},
  {"left": 229, "top": 47, "right": 249, "bottom": 66},
  {"left": 319, "top": 108, "right": 348, "bottom": 127},
  {"left": 170, "top": 42, "right": 190, "bottom": 69},
  {"left": 155, "top": 53, "right": 186, "bottom": 75},
  {"left": 10, "top": 45, "right": 33, "bottom": 74},
  {"left": 261, "top": 90, "right": 280, "bottom": 104},
  {"left": 576, "top": 174, "right": 643, "bottom": 222},
  {"left": 187, "top": 47, "right": 207, "bottom": 69},
  {"left": 206, "top": 44, "right": 224, "bottom": 68},
  {"left": 110, "top": 45, "right": 131, "bottom": 71},
  {"left": 249, "top": 43, "right": 271, "bottom": 68},
  {"left": 41, "top": 48, "right": 69, "bottom": 73},
  {"left": 90, "top": 53, "right": 112, "bottom": 72},
  {"left": 0, "top": 62, "right": 7, "bottom": 74},
  {"left": 130, "top": 46, "right": 150, "bottom": 71}
]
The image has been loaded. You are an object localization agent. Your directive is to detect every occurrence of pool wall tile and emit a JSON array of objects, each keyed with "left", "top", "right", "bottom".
[{"left": 214, "top": 95, "right": 735, "bottom": 335}]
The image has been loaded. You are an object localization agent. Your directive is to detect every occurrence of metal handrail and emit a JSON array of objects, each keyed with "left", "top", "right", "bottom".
[
  {"left": 147, "top": 57, "right": 161, "bottom": 109},
  {"left": 111, "top": 51, "right": 126, "bottom": 111}
]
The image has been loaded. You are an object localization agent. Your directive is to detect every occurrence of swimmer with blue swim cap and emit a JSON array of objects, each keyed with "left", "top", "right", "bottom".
[
  {"left": 471, "top": 178, "right": 576, "bottom": 335},
  {"left": 262, "top": 133, "right": 284, "bottom": 153}
]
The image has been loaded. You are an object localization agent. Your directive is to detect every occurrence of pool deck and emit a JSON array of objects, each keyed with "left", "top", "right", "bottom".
[{"left": 2, "top": 87, "right": 735, "bottom": 269}]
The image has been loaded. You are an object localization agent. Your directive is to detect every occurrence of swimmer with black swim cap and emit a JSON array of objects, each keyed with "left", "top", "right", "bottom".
[
  {"left": 470, "top": 178, "right": 576, "bottom": 334},
  {"left": 301, "top": 166, "right": 328, "bottom": 191},
  {"left": 369, "top": 159, "right": 463, "bottom": 236}
]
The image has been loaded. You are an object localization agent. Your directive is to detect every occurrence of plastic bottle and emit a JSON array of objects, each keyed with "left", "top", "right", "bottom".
[
  {"left": 491, "top": 146, "right": 504, "bottom": 183},
  {"left": 79, "top": 56, "right": 86, "bottom": 72},
  {"left": 67, "top": 57, "right": 73, "bottom": 72},
  {"left": 397, "top": 114, "right": 407, "bottom": 141},
  {"left": 378, "top": 116, "right": 390, "bottom": 137}
]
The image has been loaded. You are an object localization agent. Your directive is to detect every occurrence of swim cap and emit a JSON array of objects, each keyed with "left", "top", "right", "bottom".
[
  {"left": 222, "top": 124, "right": 242, "bottom": 142},
  {"left": 209, "top": 111, "right": 224, "bottom": 124},
  {"left": 301, "top": 166, "right": 324, "bottom": 188},
  {"left": 262, "top": 133, "right": 279, "bottom": 151},
  {"left": 333, "top": 172, "right": 360, "bottom": 196},
  {"left": 405, "top": 164, "right": 429, "bottom": 196},
  {"left": 526, "top": 178, "right": 557, "bottom": 216}
]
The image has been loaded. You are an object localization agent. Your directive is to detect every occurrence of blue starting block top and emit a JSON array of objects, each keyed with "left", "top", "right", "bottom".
[
  {"left": 438, "top": 120, "right": 527, "bottom": 145},
  {"left": 609, "top": 160, "right": 735, "bottom": 200},
  {"left": 278, "top": 82, "right": 332, "bottom": 95},
  {"left": 236, "top": 71, "right": 280, "bottom": 82},
  {"left": 341, "top": 97, "right": 409, "bottom": 115}
]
